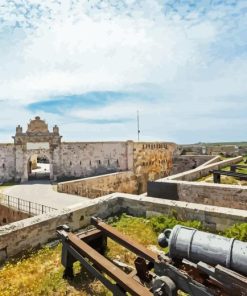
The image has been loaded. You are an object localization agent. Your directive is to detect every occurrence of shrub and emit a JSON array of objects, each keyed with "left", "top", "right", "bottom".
[{"left": 223, "top": 223, "right": 247, "bottom": 241}]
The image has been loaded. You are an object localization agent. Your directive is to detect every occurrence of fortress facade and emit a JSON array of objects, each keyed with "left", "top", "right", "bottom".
[{"left": 0, "top": 117, "right": 176, "bottom": 186}]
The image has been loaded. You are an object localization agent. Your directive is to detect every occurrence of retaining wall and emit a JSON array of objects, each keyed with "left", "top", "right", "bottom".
[
  {"left": 166, "top": 156, "right": 242, "bottom": 181},
  {"left": 1, "top": 193, "right": 247, "bottom": 262},
  {"left": 171, "top": 155, "right": 215, "bottom": 175},
  {"left": 0, "top": 204, "right": 30, "bottom": 226},
  {"left": 57, "top": 171, "right": 138, "bottom": 197},
  {"left": 147, "top": 156, "right": 247, "bottom": 210}
]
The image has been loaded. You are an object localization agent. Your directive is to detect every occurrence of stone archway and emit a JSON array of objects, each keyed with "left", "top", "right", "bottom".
[
  {"left": 26, "top": 151, "right": 53, "bottom": 181},
  {"left": 13, "top": 116, "right": 61, "bottom": 182}
]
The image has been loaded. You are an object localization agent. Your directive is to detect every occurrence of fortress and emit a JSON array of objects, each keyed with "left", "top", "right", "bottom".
[
  {"left": 1, "top": 116, "right": 247, "bottom": 279},
  {"left": 0, "top": 117, "right": 176, "bottom": 192}
]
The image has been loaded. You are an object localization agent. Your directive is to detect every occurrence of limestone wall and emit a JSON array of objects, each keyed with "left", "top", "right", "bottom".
[
  {"left": 148, "top": 179, "right": 247, "bottom": 210},
  {"left": 0, "top": 140, "right": 177, "bottom": 183},
  {"left": 58, "top": 142, "right": 128, "bottom": 180},
  {"left": 0, "top": 204, "right": 30, "bottom": 226},
  {"left": 206, "top": 145, "right": 238, "bottom": 156},
  {"left": 133, "top": 142, "right": 176, "bottom": 193},
  {"left": 171, "top": 155, "right": 215, "bottom": 175},
  {"left": 196, "top": 156, "right": 221, "bottom": 168},
  {"left": 176, "top": 181, "right": 247, "bottom": 209},
  {"left": 119, "top": 194, "right": 247, "bottom": 231},
  {"left": 0, "top": 144, "right": 15, "bottom": 183},
  {"left": 57, "top": 171, "right": 138, "bottom": 197},
  {"left": 165, "top": 156, "right": 242, "bottom": 181},
  {"left": 147, "top": 156, "right": 247, "bottom": 210},
  {"left": 0, "top": 195, "right": 120, "bottom": 261},
  {"left": 180, "top": 144, "right": 239, "bottom": 156},
  {"left": 180, "top": 145, "right": 204, "bottom": 155},
  {"left": 1, "top": 193, "right": 246, "bottom": 261}
]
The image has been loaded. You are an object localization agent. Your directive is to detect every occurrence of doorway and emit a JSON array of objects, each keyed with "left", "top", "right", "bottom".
[{"left": 28, "top": 154, "right": 51, "bottom": 180}]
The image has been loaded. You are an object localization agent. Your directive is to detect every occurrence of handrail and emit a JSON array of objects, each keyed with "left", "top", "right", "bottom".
[{"left": 0, "top": 193, "right": 57, "bottom": 216}]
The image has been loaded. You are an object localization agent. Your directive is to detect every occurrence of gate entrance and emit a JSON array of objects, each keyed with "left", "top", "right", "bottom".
[
  {"left": 28, "top": 154, "right": 51, "bottom": 180},
  {"left": 13, "top": 116, "right": 62, "bottom": 182}
]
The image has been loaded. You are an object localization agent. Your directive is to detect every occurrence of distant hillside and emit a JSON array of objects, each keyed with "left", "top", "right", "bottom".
[{"left": 194, "top": 142, "right": 247, "bottom": 147}]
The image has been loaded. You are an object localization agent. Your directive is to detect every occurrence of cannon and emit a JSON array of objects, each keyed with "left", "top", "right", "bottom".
[
  {"left": 158, "top": 225, "right": 247, "bottom": 276},
  {"left": 57, "top": 218, "right": 247, "bottom": 296}
]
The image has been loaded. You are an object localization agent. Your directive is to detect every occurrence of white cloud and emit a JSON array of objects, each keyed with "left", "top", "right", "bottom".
[{"left": 0, "top": 0, "right": 201, "bottom": 102}]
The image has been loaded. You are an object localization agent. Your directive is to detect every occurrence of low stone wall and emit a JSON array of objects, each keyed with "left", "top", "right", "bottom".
[
  {"left": 175, "top": 181, "right": 247, "bottom": 209},
  {"left": 166, "top": 156, "right": 242, "bottom": 182},
  {"left": 119, "top": 194, "right": 247, "bottom": 231},
  {"left": 147, "top": 156, "right": 247, "bottom": 210},
  {"left": 180, "top": 144, "right": 239, "bottom": 157},
  {"left": 0, "top": 196, "right": 120, "bottom": 261},
  {"left": 0, "top": 204, "right": 30, "bottom": 226},
  {"left": 1, "top": 193, "right": 247, "bottom": 261},
  {"left": 57, "top": 171, "right": 138, "bottom": 198},
  {"left": 171, "top": 155, "right": 215, "bottom": 175},
  {"left": 196, "top": 156, "right": 221, "bottom": 168}
]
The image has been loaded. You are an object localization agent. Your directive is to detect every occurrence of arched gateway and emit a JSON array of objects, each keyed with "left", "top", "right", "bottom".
[{"left": 13, "top": 117, "right": 61, "bottom": 182}]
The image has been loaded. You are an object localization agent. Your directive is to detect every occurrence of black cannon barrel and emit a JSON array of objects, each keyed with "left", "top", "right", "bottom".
[{"left": 158, "top": 225, "right": 247, "bottom": 276}]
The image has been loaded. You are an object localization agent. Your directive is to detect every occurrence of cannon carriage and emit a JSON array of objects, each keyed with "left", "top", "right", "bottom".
[{"left": 57, "top": 217, "right": 247, "bottom": 296}]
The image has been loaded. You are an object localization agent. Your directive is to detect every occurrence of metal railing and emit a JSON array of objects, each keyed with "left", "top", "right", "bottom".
[{"left": 0, "top": 193, "right": 57, "bottom": 216}]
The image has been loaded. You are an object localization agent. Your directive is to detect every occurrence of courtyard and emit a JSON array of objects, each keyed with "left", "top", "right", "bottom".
[{"left": 2, "top": 180, "right": 91, "bottom": 210}]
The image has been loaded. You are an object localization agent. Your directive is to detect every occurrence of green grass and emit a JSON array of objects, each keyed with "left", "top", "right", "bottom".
[
  {"left": 197, "top": 156, "right": 247, "bottom": 185},
  {"left": 0, "top": 214, "right": 246, "bottom": 296}
]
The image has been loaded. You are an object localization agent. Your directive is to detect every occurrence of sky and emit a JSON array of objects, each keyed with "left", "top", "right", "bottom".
[{"left": 0, "top": 0, "right": 247, "bottom": 144}]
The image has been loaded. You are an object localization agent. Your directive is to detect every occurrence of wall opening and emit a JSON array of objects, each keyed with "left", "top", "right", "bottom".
[{"left": 28, "top": 154, "right": 51, "bottom": 180}]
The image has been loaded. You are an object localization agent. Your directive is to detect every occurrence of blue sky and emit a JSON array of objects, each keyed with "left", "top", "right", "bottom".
[{"left": 0, "top": 0, "right": 247, "bottom": 143}]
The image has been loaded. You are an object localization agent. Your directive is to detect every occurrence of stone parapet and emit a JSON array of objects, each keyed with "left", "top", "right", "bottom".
[{"left": 1, "top": 193, "right": 246, "bottom": 262}]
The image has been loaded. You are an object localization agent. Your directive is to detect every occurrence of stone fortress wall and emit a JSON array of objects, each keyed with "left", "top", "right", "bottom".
[
  {"left": 0, "top": 144, "right": 15, "bottom": 182},
  {"left": 0, "top": 117, "right": 177, "bottom": 184},
  {"left": 59, "top": 141, "right": 129, "bottom": 179},
  {"left": 57, "top": 141, "right": 176, "bottom": 196},
  {"left": 58, "top": 171, "right": 138, "bottom": 197},
  {"left": 147, "top": 156, "right": 247, "bottom": 210}
]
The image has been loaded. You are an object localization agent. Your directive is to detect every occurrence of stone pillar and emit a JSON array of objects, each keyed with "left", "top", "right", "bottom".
[
  {"left": 15, "top": 146, "right": 27, "bottom": 183},
  {"left": 22, "top": 155, "right": 28, "bottom": 183}
]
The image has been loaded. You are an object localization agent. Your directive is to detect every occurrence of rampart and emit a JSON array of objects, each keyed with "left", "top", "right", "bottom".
[
  {"left": 147, "top": 156, "right": 247, "bottom": 210},
  {"left": 1, "top": 193, "right": 246, "bottom": 262},
  {"left": 57, "top": 171, "right": 138, "bottom": 197}
]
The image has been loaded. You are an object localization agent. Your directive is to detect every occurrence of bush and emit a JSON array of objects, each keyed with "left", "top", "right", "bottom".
[
  {"left": 148, "top": 214, "right": 204, "bottom": 234},
  {"left": 223, "top": 223, "right": 247, "bottom": 242}
]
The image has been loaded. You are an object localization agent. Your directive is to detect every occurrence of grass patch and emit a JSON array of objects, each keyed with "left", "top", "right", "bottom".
[
  {"left": 196, "top": 156, "right": 247, "bottom": 185},
  {"left": 0, "top": 214, "right": 246, "bottom": 295}
]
